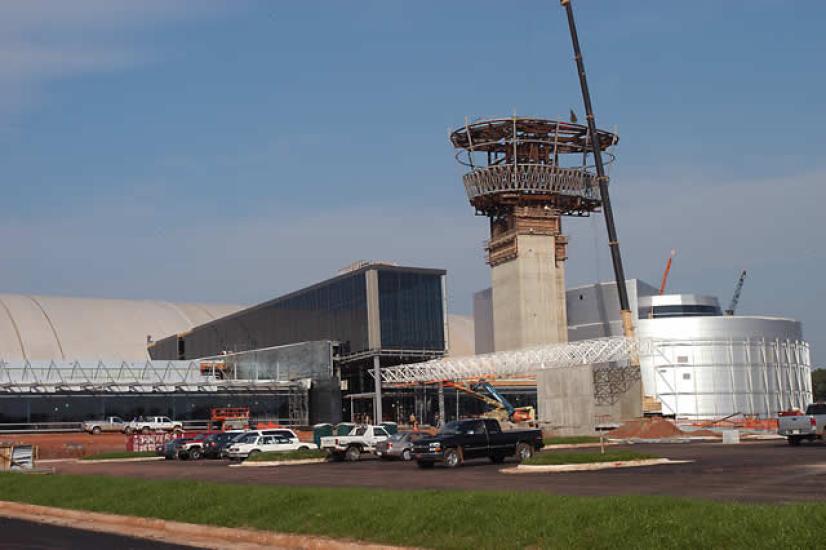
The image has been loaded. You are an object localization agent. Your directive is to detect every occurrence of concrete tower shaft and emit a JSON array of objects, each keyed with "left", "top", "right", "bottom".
[{"left": 450, "top": 117, "right": 617, "bottom": 353}]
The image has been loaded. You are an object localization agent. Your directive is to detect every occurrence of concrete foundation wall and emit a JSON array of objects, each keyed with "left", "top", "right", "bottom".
[{"left": 537, "top": 366, "right": 595, "bottom": 436}]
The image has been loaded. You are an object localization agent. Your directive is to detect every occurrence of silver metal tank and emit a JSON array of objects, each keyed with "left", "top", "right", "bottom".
[{"left": 637, "top": 315, "right": 811, "bottom": 419}]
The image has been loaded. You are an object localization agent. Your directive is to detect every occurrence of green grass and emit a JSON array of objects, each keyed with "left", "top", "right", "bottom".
[
  {"left": 79, "top": 451, "right": 157, "bottom": 461},
  {"left": 543, "top": 436, "right": 602, "bottom": 445},
  {"left": 245, "top": 449, "right": 327, "bottom": 462},
  {"left": 523, "top": 450, "right": 656, "bottom": 466},
  {"left": 0, "top": 473, "right": 824, "bottom": 549}
]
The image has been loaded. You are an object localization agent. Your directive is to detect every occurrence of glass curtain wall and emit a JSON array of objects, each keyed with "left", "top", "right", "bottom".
[{"left": 378, "top": 270, "right": 445, "bottom": 351}]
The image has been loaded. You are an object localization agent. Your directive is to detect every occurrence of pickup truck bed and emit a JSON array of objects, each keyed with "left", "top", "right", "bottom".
[{"left": 778, "top": 404, "right": 826, "bottom": 446}]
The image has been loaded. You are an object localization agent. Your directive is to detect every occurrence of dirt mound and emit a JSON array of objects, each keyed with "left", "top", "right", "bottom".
[{"left": 607, "top": 417, "right": 686, "bottom": 439}]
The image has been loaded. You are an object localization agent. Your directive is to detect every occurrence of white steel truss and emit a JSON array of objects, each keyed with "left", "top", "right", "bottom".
[
  {"left": 0, "top": 359, "right": 301, "bottom": 394},
  {"left": 377, "top": 336, "right": 640, "bottom": 384}
]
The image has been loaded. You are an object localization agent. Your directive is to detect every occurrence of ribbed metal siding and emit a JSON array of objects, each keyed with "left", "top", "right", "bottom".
[{"left": 638, "top": 316, "right": 812, "bottom": 419}]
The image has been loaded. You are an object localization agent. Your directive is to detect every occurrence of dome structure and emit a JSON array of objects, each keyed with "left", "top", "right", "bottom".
[{"left": 0, "top": 294, "right": 242, "bottom": 361}]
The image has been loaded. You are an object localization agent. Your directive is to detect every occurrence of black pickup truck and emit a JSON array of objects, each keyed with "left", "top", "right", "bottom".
[{"left": 413, "top": 418, "right": 543, "bottom": 468}]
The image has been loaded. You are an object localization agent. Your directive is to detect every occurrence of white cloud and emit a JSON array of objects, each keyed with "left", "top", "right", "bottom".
[{"left": 0, "top": 1, "right": 224, "bottom": 119}]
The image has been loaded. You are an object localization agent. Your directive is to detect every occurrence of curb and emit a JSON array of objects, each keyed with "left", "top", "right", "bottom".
[
  {"left": 542, "top": 442, "right": 617, "bottom": 450},
  {"left": 75, "top": 456, "right": 166, "bottom": 464},
  {"left": 0, "top": 500, "right": 411, "bottom": 550},
  {"left": 234, "top": 458, "right": 327, "bottom": 468},
  {"left": 500, "top": 458, "right": 693, "bottom": 474}
]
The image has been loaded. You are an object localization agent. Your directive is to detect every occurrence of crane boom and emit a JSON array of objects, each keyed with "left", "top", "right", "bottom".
[
  {"left": 725, "top": 270, "right": 747, "bottom": 316},
  {"left": 560, "top": 0, "right": 635, "bottom": 341},
  {"left": 658, "top": 250, "right": 676, "bottom": 295}
]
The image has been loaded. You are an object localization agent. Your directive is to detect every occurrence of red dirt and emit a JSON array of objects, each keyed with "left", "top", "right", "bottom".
[
  {"left": 0, "top": 433, "right": 127, "bottom": 459},
  {"left": 685, "top": 428, "right": 721, "bottom": 437},
  {"left": 607, "top": 417, "right": 688, "bottom": 439}
]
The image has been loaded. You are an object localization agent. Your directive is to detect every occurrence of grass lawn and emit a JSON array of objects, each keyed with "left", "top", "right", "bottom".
[
  {"left": 79, "top": 451, "right": 157, "bottom": 461},
  {"left": 245, "top": 449, "right": 326, "bottom": 462},
  {"left": 523, "top": 450, "right": 656, "bottom": 466},
  {"left": 543, "top": 436, "right": 602, "bottom": 445},
  {"left": 0, "top": 473, "right": 823, "bottom": 549}
]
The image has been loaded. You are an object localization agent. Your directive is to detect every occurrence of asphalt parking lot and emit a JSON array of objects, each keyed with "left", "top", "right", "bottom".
[{"left": 53, "top": 440, "right": 826, "bottom": 504}]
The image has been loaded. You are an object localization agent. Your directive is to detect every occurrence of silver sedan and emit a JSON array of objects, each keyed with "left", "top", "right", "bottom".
[{"left": 375, "top": 431, "right": 428, "bottom": 461}]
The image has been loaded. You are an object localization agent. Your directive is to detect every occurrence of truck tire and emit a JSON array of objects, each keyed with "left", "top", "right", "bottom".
[
  {"left": 189, "top": 447, "right": 202, "bottom": 460},
  {"left": 141, "top": 426, "right": 151, "bottom": 435},
  {"left": 173, "top": 427, "right": 183, "bottom": 435},
  {"left": 416, "top": 461, "right": 434, "bottom": 469},
  {"left": 91, "top": 426, "right": 101, "bottom": 435},
  {"left": 788, "top": 436, "right": 802, "bottom": 447},
  {"left": 516, "top": 442, "right": 534, "bottom": 462},
  {"left": 345, "top": 446, "right": 361, "bottom": 462},
  {"left": 298, "top": 446, "right": 310, "bottom": 451},
  {"left": 401, "top": 449, "right": 413, "bottom": 462},
  {"left": 124, "top": 427, "right": 133, "bottom": 436},
  {"left": 444, "top": 447, "right": 463, "bottom": 468}
]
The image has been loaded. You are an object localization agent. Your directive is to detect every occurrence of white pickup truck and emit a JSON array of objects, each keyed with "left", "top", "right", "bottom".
[
  {"left": 320, "top": 425, "right": 391, "bottom": 462},
  {"left": 123, "top": 416, "right": 183, "bottom": 435},
  {"left": 82, "top": 416, "right": 125, "bottom": 435},
  {"left": 778, "top": 403, "right": 826, "bottom": 446}
]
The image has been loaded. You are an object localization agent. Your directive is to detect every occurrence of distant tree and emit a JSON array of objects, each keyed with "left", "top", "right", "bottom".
[{"left": 812, "top": 369, "right": 826, "bottom": 402}]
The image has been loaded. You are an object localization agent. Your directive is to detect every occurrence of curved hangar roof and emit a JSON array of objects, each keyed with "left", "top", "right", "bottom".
[{"left": 0, "top": 294, "right": 242, "bottom": 362}]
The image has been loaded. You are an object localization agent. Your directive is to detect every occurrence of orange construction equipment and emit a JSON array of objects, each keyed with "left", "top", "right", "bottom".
[
  {"left": 210, "top": 407, "right": 250, "bottom": 431},
  {"left": 658, "top": 249, "right": 676, "bottom": 295},
  {"left": 200, "top": 360, "right": 229, "bottom": 378},
  {"left": 210, "top": 407, "right": 249, "bottom": 422}
]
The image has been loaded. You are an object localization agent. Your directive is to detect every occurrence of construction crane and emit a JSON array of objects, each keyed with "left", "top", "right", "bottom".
[
  {"left": 561, "top": 0, "right": 635, "bottom": 343},
  {"left": 648, "top": 250, "right": 676, "bottom": 319},
  {"left": 725, "top": 270, "right": 747, "bottom": 316},
  {"left": 445, "top": 380, "right": 535, "bottom": 423},
  {"left": 659, "top": 250, "right": 676, "bottom": 295}
]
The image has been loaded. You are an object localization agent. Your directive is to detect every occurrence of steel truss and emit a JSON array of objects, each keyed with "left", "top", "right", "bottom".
[
  {"left": 377, "top": 336, "right": 639, "bottom": 385},
  {"left": 0, "top": 359, "right": 302, "bottom": 394}
]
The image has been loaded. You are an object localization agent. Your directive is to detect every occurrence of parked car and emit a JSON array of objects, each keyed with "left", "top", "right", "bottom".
[
  {"left": 226, "top": 434, "right": 317, "bottom": 460},
  {"left": 778, "top": 403, "right": 826, "bottom": 446},
  {"left": 413, "top": 418, "right": 543, "bottom": 468},
  {"left": 161, "top": 437, "right": 193, "bottom": 460},
  {"left": 375, "top": 431, "right": 428, "bottom": 461},
  {"left": 320, "top": 425, "right": 391, "bottom": 462},
  {"left": 202, "top": 432, "right": 241, "bottom": 459},
  {"left": 177, "top": 433, "right": 211, "bottom": 460},
  {"left": 229, "top": 428, "right": 301, "bottom": 445},
  {"left": 82, "top": 416, "right": 125, "bottom": 435},
  {"left": 124, "top": 416, "right": 183, "bottom": 435}
]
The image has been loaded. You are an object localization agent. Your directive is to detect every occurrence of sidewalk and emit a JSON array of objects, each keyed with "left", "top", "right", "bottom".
[{"left": 0, "top": 500, "right": 412, "bottom": 550}]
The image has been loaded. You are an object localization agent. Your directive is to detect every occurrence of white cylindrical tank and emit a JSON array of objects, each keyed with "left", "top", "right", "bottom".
[{"left": 637, "top": 316, "right": 811, "bottom": 419}]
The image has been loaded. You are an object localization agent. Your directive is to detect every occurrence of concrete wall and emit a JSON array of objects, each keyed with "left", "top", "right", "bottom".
[
  {"left": 537, "top": 366, "right": 596, "bottom": 435},
  {"left": 491, "top": 235, "right": 567, "bottom": 351},
  {"left": 473, "top": 289, "right": 494, "bottom": 355}
]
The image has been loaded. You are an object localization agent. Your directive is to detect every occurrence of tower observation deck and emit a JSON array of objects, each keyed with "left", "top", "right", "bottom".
[{"left": 450, "top": 117, "right": 618, "bottom": 353}]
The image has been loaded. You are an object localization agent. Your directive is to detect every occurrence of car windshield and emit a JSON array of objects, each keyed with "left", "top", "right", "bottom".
[
  {"left": 353, "top": 427, "right": 367, "bottom": 436},
  {"left": 230, "top": 432, "right": 253, "bottom": 443}
]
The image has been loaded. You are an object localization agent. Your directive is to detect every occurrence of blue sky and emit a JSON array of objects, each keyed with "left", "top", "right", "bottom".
[{"left": 0, "top": 1, "right": 824, "bottom": 360}]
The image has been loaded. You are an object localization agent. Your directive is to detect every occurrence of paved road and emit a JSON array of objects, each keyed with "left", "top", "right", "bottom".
[
  {"left": 54, "top": 440, "right": 826, "bottom": 503},
  {"left": 0, "top": 517, "right": 193, "bottom": 550}
]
